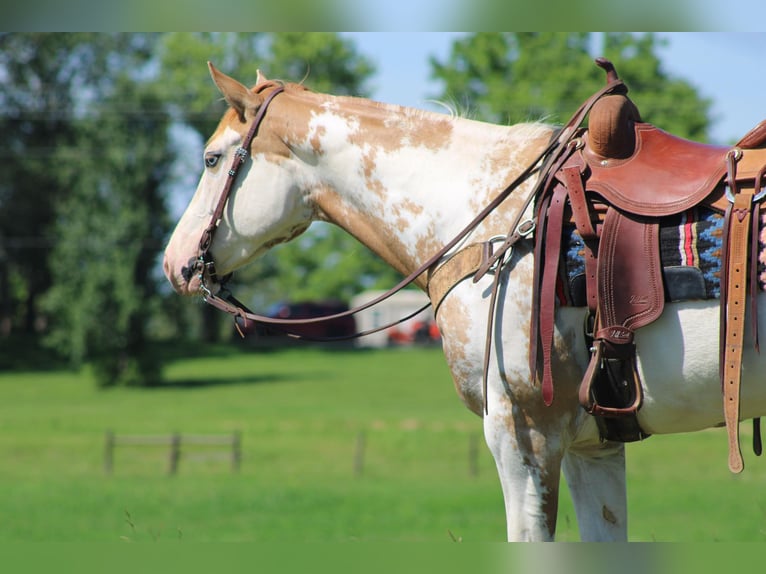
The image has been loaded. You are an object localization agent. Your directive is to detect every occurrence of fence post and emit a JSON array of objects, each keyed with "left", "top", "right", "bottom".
[
  {"left": 468, "top": 433, "right": 479, "bottom": 477},
  {"left": 232, "top": 431, "right": 242, "bottom": 472},
  {"left": 104, "top": 430, "right": 115, "bottom": 475},
  {"left": 168, "top": 433, "right": 181, "bottom": 476}
]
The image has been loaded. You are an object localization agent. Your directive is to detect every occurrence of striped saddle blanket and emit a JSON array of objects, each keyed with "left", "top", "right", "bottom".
[{"left": 559, "top": 207, "right": 766, "bottom": 306}]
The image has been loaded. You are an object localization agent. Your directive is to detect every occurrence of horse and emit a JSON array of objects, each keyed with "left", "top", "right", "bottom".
[{"left": 163, "top": 63, "right": 766, "bottom": 541}]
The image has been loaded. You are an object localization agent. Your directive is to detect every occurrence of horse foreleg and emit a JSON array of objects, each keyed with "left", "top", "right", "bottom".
[
  {"left": 484, "top": 404, "right": 565, "bottom": 541},
  {"left": 562, "top": 442, "right": 627, "bottom": 541}
]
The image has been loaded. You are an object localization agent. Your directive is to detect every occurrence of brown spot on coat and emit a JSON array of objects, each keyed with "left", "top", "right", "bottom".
[{"left": 602, "top": 505, "right": 618, "bottom": 525}]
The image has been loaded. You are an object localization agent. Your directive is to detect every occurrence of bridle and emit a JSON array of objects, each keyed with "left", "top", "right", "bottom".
[
  {"left": 186, "top": 85, "right": 286, "bottom": 296},
  {"left": 187, "top": 79, "right": 625, "bottom": 344}
]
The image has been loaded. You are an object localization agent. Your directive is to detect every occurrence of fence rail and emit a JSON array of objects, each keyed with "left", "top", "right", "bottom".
[{"left": 104, "top": 431, "right": 241, "bottom": 475}]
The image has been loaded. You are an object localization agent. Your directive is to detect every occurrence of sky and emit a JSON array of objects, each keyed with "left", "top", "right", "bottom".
[{"left": 340, "top": 32, "right": 766, "bottom": 146}]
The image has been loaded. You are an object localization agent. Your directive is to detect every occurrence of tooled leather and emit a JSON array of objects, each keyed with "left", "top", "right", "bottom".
[{"left": 584, "top": 124, "right": 730, "bottom": 216}]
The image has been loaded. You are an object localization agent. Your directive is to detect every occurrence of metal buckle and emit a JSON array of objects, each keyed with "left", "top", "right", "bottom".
[
  {"left": 484, "top": 219, "right": 536, "bottom": 273},
  {"left": 725, "top": 184, "right": 766, "bottom": 204},
  {"left": 516, "top": 218, "right": 536, "bottom": 237},
  {"left": 199, "top": 276, "right": 213, "bottom": 300},
  {"left": 728, "top": 147, "right": 743, "bottom": 162},
  {"left": 568, "top": 137, "right": 585, "bottom": 151},
  {"left": 486, "top": 236, "right": 514, "bottom": 272}
]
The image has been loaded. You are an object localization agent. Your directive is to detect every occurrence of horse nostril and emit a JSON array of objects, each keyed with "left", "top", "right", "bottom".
[{"left": 180, "top": 265, "right": 193, "bottom": 282}]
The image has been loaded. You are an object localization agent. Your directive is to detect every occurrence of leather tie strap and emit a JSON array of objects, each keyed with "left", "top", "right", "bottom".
[
  {"left": 722, "top": 181, "right": 753, "bottom": 474},
  {"left": 538, "top": 184, "right": 569, "bottom": 406},
  {"left": 559, "top": 161, "right": 599, "bottom": 312}
]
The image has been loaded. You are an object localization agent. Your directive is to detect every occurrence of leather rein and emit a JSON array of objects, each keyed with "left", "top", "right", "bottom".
[{"left": 188, "top": 79, "right": 625, "bottom": 342}]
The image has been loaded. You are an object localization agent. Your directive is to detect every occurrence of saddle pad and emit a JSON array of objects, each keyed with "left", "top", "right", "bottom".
[{"left": 558, "top": 207, "right": 766, "bottom": 307}]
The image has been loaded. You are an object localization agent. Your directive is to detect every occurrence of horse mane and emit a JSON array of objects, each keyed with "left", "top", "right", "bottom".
[{"left": 236, "top": 80, "right": 554, "bottom": 146}]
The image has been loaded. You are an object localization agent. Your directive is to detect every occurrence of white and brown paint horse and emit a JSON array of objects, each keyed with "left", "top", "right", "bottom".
[{"left": 164, "top": 64, "right": 766, "bottom": 541}]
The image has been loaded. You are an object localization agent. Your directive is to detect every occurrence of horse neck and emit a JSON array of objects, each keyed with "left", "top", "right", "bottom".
[{"left": 285, "top": 90, "right": 554, "bottom": 280}]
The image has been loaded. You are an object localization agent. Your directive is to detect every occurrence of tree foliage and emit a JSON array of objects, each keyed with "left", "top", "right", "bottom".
[
  {"left": 0, "top": 33, "right": 154, "bottom": 335},
  {"left": 430, "top": 32, "right": 711, "bottom": 141},
  {"left": 42, "top": 78, "right": 172, "bottom": 386},
  {"left": 1, "top": 33, "right": 171, "bottom": 385}
]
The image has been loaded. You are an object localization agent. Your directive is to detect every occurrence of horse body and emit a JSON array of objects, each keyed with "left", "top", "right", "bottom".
[{"left": 163, "top": 65, "right": 766, "bottom": 541}]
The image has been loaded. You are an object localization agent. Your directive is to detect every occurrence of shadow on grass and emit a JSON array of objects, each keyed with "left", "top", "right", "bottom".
[{"left": 152, "top": 372, "right": 296, "bottom": 390}]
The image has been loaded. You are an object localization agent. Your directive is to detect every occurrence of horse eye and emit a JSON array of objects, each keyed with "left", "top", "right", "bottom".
[{"left": 204, "top": 153, "right": 221, "bottom": 168}]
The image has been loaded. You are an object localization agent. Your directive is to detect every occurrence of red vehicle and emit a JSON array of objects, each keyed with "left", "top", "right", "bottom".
[
  {"left": 386, "top": 319, "right": 441, "bottom": 346},
  {"left": 240, "top": 300, "right": 357, "bottom": 341}
]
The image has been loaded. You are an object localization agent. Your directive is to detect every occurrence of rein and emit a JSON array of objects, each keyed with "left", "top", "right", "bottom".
[{"left": 191, "top": 79, "right": 626, "bottom": 342}]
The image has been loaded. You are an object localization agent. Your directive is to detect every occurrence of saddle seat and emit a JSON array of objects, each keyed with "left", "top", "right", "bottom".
[
  {"left": 584, "top": 85, "right": 766, "bottom": 217},
  {"left": 584, "top": 124, "right": 731, "bottom": 216}
]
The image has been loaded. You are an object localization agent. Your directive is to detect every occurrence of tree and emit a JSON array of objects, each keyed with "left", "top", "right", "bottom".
[
  {"left": 0, "top": 33, "right": 173, "bottom": 385},
  {"left": 430, "top": 33, "right": 711, "bottom": 141},
  {"left": 0, "top": 33, "right": 155, "bottom": 336},
  {"left": 41, "top": 70, "right": 173, "bottom": 386}
]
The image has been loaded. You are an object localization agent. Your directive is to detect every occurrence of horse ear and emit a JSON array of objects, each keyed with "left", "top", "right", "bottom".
[
  {"left": 256, "top": 69, "right": 269, "bottom": 84},
  {"left": 208, "top": 61, "right": 261, "bottom": 123}
]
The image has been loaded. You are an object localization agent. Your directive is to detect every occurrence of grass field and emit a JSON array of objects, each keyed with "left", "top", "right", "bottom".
[{"left": 1, "top": 344, "right": 765, "bottom": 542}]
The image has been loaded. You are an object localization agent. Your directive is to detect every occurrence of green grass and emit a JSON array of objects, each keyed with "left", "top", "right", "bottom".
[{"left": 0, "top": 345, "right": 765, "bottom": 541}]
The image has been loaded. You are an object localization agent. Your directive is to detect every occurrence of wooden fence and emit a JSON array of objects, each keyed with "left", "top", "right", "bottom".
[
  {"left": 104, "top": 430, "right": 483, "bottom": 477},
  {"left": 104, "top": 431, "right": 241, "bottom": 475}
]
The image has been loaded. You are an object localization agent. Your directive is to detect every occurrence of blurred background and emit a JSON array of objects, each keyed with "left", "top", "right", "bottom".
[{"left": 3, "top": 32, "right": 766, "bottom": 543}]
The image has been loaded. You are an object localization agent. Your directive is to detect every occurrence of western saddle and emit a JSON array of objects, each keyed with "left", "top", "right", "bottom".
[
  {"left": 428, "top": 58, "right": 766, "bottom": 473},
  {"left": 539, "top": 59, "right": 766, "bottom": 473}
]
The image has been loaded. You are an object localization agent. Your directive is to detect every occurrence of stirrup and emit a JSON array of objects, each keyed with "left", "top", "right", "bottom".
[{"left": 579, "top": 339, "right": 649, "bottom": 442}]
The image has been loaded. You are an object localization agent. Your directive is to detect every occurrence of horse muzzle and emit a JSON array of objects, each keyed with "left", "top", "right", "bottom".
[{"left": 163, "top": 253, "right": 205, "bottom": 296}]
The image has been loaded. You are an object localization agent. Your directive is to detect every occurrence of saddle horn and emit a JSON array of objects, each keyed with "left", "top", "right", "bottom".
[{"left": 595, "top": 57, "right": 619, "bottom": 84}]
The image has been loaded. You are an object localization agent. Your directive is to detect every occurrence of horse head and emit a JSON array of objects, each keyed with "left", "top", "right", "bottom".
[{"left": 163, "top": 63, "right": 314, "bottom": 296}]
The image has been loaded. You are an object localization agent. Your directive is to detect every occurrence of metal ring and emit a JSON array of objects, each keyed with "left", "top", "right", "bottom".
[{"left": 727, "top": 147, "right": 743, "bottom": 162}]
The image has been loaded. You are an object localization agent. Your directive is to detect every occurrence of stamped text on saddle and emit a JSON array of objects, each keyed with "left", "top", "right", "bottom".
[{"left": 534, "top": 59, "right": 766, "bottom": 472}]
